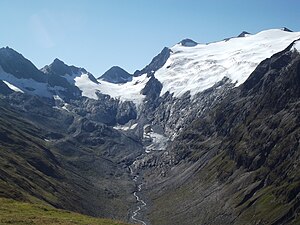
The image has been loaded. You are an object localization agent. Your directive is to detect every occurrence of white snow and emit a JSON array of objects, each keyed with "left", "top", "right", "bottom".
[
  {"left": 53, "top": 104, "right": 70, "bottom": 112},
  {"left": 113, "top": 123, "right": 138, "bottom": 131},
  {"left": 1, "top": 29, "right": 299, "bottom": 107},
  {"left": 2, "top": 80, "right": 24, "bottom": 93},
  {"left": 73, "top": 73, "right": 149, "bottom": 105},
  {"left": 53, "top": 95, "right": 65, "bottom": 101},
  {"left": 97, "top": 74, "right": 150, "bottom": 105},
  {"left": 144, "top": 131, "right": 168, "bottom": 153},
  {"left": 0, "top": 66, "right": 52, "bottom": 97},
  {"left": 143, "top": 125, "right": 168, "bottom": 153},
  {"left": 61, "top": 103, "right": 71, "bottom": 112},
  {"left": 52, "top": 95, "right": 71, "bottom": 112},
  {"left": 0, "top": 61, "right": 148, "bottom": 106},
  {"left": 131, "top": 123, "right": 138, "bottom": 129},
  {"left": 59, "top": 29, "right": 300, "bottom": 104},
  {"left": 155, "top": 29, "right": 300, "bottom": 97},
  {"left": 293, "top": 40, "right": 300, "bottom": 52},
  {"left": 74, "top": 74, "right": 99, "bottom": 98}
]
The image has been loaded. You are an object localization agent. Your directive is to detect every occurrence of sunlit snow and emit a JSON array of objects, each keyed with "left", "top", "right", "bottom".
[
  {"left": 74, "top": 73, "right": 150, "bottom": 105},
  {"left": 1, "top": 29, "right": 299, "bottom": 106},
  {"left": 0, "top": 66, "right": 52, "bottom": 97},
  {"left": 2, "top": 80, "right": 24, "bottom": 93},
  {"left": 113, "top": 123, "right": 138, "bottom": 131},
  {"left": 98, "top": 74, "right": 150, "bottom": 105},
  {"left": 294, "top": 40, "right": 300, "bottom": 52},
  {"left": 143, "top": 125, "right": 168, "bottom": 153},
  {"left": 155, "top": 29, "right": 300, "bottom": 97}
]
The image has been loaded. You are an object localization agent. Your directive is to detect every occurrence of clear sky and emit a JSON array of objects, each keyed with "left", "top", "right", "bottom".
[{"left": 1, "top": 0, "right": 300, "bottom": 77}]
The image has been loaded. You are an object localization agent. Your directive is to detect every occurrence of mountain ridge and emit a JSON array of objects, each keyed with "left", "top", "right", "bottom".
[
  {"left": 1, "top": 28, "right": 299, "bottom": 104},
  {"left": 143, "top": 37, "right": 300, "bottom": 225},
  {"left": 1, "top": 27, "right": 300, "bottom": 225}
]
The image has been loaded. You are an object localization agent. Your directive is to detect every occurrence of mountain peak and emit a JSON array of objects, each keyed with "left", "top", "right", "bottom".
[
  {"left": 134, "top": 47, "right": 171, "bottom": 77},
  {"left": 41, "top": 58, "right": 70, "bottom": 76},
  {"left": 110, "top": 65, "right": 124, "bottom": 70},
  {"left": 99, "top": 66, "right": 132, "bottom": 84},
  {"left": 52, "top": 58, "right": 65, "bottom": 65},
  {"left": 0, "top": 46, "right": 23, "bottom": 59},
  {"left": 0, "top": 46, "right": 46, "bottom": 83},
  {"left": 237, "top": 31, "right": 251, "bottom": 37},
  {"left": 178, "top": 38, "right": 198, "bottom": 47},
  {"left": 281, "top": 27, "right": 293, "bottom": 32},
  {"left": 42, "top": 58, "right": 98, "bottom": 87},
  {"left": 50, "top": 58, "right": 71, "bottom": 70},
  {"left": 0, "top": 46, "right": 16, "bottom": 51}
]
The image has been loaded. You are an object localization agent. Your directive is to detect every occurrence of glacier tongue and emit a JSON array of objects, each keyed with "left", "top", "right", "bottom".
[{"left": 154, "top": 29, "right": 300, "bottom": 98}]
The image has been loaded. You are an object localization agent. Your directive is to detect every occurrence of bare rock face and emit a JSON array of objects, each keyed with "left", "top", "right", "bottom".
[
  {"left": 134, "top": 47, "right": 171, "bottom": 77},
  {"left": 42, "top": 58, "right": 98, "bottom": 83},
  {"left": 67, "top": 93, "right": 137, "bottom": 126},
  {"left": 178, "top": 38, "right": 198, "bottom": 47},
  {"left": 0, "top": 47, "right": 46, "bottom": 82},
  {"left": 237, "top": 31, "right": 251, "bottom": 37},
  {"left": 99, "top": 66, "right": 132, "bottom": 84},
  {"left": 281, "top": 27, "right": 293, "bottom": 32},
  {"left": 0, "top": 80, "right": 14, "bottom": 95}
]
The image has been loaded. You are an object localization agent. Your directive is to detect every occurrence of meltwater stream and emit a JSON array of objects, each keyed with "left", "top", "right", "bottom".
[{"left": 129, "top": 166, "right": 147, "bottom": 225}]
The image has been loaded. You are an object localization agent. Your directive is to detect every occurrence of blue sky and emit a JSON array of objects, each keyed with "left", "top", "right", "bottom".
[{"left": 1, "top": 0, "right": 300, "bottom": 76}]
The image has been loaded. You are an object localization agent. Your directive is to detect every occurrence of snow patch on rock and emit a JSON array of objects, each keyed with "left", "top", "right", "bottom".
[
  {"left": 0, "top": 66, "right": 52, "bottom": 97},
  {"left": 2, "top": 80, "right": 24, "bottom": 93},
  {"left": 143, "top": 125, "right": 168, "bottom": 153}
]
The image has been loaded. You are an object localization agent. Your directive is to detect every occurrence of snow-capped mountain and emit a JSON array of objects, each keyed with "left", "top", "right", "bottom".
[
  {"left": 0, "top": 47, "right": 53, "bottom": 98},
  {"left": 42, "top": 58, "right": 99, "bottom": 100},
  {"left": 94, "top": 28, "right": 300, "bottom": 107},
  {"left": 0, "top": 47, "right": 46, "bottom": 83},
  {"left": 62, "top": 28, "right": 300, "bottom": 103},
  {"left": 1, "top": 28, "right": 300, "bottom": 106},
  {"left": 0, "top": 49, "right": 98, "bottom": 100},
  {"left": 155, "top": 29, "right": 300, "bottom": 98},
  {"left": 2, "top": 27, "right": 300, "bottom": 225}
]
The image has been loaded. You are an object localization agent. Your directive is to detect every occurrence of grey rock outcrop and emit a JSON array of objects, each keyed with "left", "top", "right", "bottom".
[
  {"left": 178, "top": 38, "right": 198, "bottom": 47},
  {"left": 0, "top": 47, "right": 46, "bottom": 82},
  {"left": 99, "top": 66, "right": 132, "bottom": 84},
  {"left": 0, "top": 80, "right": 14, "bottom": 95},
  {"left": 134, "top": 47, "right": 171, "bottom": 77},
  {"left": 237, "top": 31, "right": 251, "bottom": 37}
]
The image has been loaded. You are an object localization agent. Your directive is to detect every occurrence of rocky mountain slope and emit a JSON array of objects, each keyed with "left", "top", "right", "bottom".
[
  {"left": 142, "top": 39, "right": 300, "bottom": 225},
  {"left": 1, "top": 28, "right": 300, "bottom": 224},
  {"left": 0, "top": 93, "right": 144, "bottom": 220}
]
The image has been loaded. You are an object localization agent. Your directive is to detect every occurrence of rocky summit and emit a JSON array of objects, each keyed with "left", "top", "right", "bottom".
[
  {"left": 99, "top": 66, "right": 133, "bottom": 84},
  {"left": 0, "top": 28, "right": 300, "bottom": 225}
]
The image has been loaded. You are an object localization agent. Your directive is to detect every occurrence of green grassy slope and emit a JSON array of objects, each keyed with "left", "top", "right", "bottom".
[{"left": 0, "top": 198, "right": 131, "bottom": 225}]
